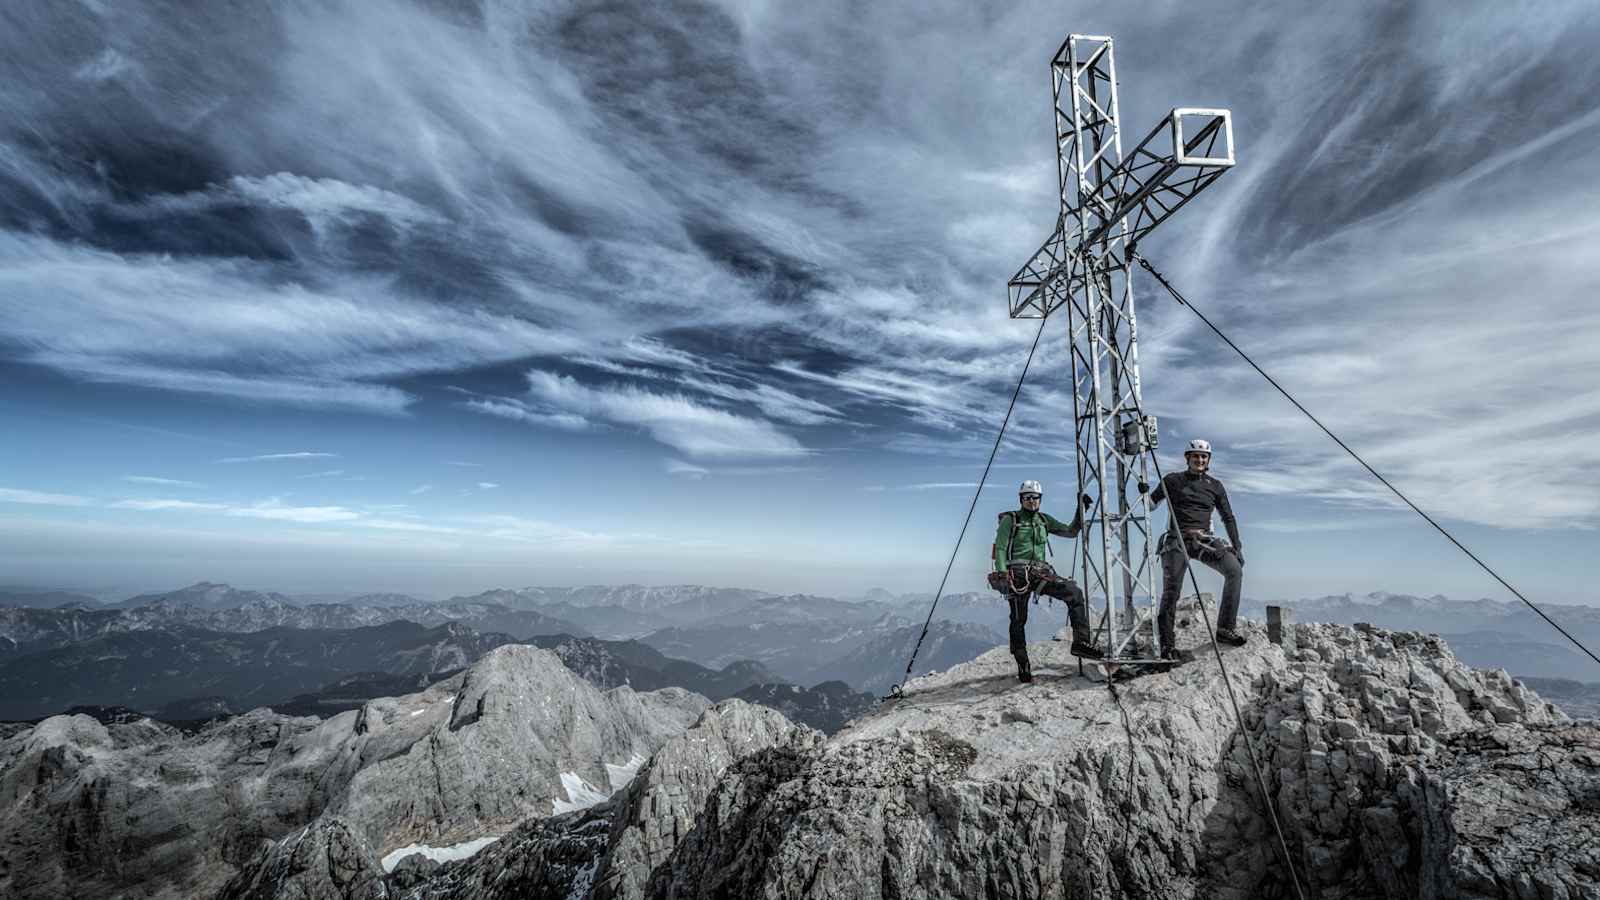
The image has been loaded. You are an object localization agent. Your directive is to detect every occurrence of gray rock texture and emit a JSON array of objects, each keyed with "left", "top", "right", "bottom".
[
  {"left": 6, "top": 613, "right": 1592, "bottom": 900},
  {"left": 0, "top": 645, "right": 708, "bottom": 899},
  {"left": 627, "top": 620, "right": 1590, "bottom": 899},
  {"left": 214, "top": 818, "right": 389, "bottom": 900},
  {"left": 1358, "top": 723, "right": 1600, "bottom": 899},
  {"left": 222, "top": 699, "right": 808, "bottom": 900}
]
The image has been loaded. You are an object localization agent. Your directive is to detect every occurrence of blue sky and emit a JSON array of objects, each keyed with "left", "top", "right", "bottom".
[{"left": 1, "top": 1, "right": 1598, "bottom": 603}]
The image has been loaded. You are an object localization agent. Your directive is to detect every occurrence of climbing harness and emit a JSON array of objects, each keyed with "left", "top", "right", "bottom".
[{"left": 884, "top": 313, "right": 1050, "bottom": 701}]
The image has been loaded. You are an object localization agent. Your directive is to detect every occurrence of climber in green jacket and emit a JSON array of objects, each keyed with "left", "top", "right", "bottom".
[{"left": 992, "top": 480, "right": 1102, "bottom": 683}]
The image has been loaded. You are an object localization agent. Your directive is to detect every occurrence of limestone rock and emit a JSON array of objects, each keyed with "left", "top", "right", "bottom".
[
  {"left": 623, "top": 621, "right": 1591, "bottom": 900},
  {"left": 213, "top": 818, "right": 388, "bottom": 900},
  {"left": 377, "top": 699, "right": 813, "bottom": 900},
  {"left": 0, "top": 646, "right": 708, "bottom": 899}
]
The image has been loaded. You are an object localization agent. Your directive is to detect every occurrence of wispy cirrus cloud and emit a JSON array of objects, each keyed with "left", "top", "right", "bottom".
[
  {"left": 110, "top": 498, "right": 228, "bottom": 511},
  {"left": 218, "top": 452, "right": 339, "bottom": 464},
  {"left": 519, "top": 370, "right": 810, "bottom": 460},
  {"left": 122, "top": 476, "right": 206, "bottom": 488},
  {"left": 0, "top": 487, "right": 94, "bottom": 507},
  {"left": 3, "top": 0, "right": 1598, "bottom": 542},
  {"left": 462, "top": 397, "right": 589, "bottom": 431},
  {"left": 226, "top": 499, "right": 362, "bottom": 523},
  {"left": 666, "top": 459, "right": 710, "bottom": 479}
]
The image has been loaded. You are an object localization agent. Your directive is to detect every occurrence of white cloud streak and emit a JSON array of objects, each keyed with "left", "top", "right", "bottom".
[
  {"left": 226, "top": 500, "right": 363, "bottom": 524},
  {"left": 0, "top": 488, "right": 94, "bottom": 507},
  {"left": 218, "top": 452, "right": 340, "bottom": 463},
  {"left": 110, "top": 499, "right": 228, "bottom": 511},
  {"left": 122, "top": 476, "right": 205, "bottom": 488},
  {"left": 665, "top": 459, "right": 709, "bottom": 479}
]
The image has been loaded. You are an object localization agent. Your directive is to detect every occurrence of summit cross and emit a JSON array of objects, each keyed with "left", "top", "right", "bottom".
[{"left": 1007, "top": 34, "right": 1235, "bottom": 660}]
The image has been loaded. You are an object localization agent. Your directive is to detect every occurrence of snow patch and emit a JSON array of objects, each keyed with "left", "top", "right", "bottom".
[
  {"left": 605, "top": 754, "right": 647, "bottom": 791},
  {"left": 409, "top": 709, "right": 425, "bottom": 717},
  {"left": 552, "top": 771, "right": 610, "bottom": 815},
  {"left": 380, "top": 836, "right": 498, "bottom": 873}
]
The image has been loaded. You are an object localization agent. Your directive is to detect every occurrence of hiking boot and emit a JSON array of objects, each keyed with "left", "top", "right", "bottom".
[
  {"left": 1017, "top": 661, "right": 1033, "bottom": 684},
  {"left": 1215, "top": 627, "right": 1247, "bottom": 646},
  {"left": 1069, "top": 640, "right": 1104, "bottom": 660},
  {"left": 1159, "top": 646, "right": 1182, "bottom": 662}
]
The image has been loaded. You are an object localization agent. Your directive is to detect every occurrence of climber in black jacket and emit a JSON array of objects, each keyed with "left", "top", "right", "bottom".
[{"left": 1145, "top": 438, "right": 1247, "bottom": 657}]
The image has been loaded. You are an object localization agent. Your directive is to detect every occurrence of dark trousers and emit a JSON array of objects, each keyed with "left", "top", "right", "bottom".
[
  {"left": 1005, "top": 562, "right": 1091, "bottom": 668},
  {"left": 1158, "top": 537, "right": 1243, "bottom": 647}
]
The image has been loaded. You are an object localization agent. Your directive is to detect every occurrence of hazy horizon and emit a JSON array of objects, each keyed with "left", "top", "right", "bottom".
[{"left": 0, "top": 573, "right": 1566, "bottom": 612}]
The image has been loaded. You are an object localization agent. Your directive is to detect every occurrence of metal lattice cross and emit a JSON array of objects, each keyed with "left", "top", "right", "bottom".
[{"left": 1007, "top": 34, "right": 1235, "bottom": 661}]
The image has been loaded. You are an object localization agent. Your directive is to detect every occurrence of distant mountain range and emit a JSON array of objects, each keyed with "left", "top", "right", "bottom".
[
  {"left": 1246, "top": 591, "right": 1600, "bottom": 681},
  {"left": 0, "top": 586, "right": 588, "bottom": 659},
  {"left": 522, "top": 634, "right": 787, "bottom": 699},
  {"left": 732, "top": 681, "right": 877, "bottom": 735},
  {"left": 0, "top": 588, "right": 100, "bottom": 609},
  {"left": 31, "top": 579, "right": 1592, "bottom": 716},
  {"left": 1519, "top": 678, "right": 1600, "bottom": 718},
  {"left": 0, "top": 620, "right": 514, "bottom": 720},
  {"left": 447, "top": 585, "right": 787, "bottom": 638},
  {"left": 804, "top": 620, "right": 1004, "bottom": 696},
  {"left": 0, "top": 582, "right": 899, "bottom": 733}
]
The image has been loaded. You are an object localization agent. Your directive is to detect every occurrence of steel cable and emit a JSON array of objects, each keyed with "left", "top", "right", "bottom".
[
  {"left": 885, "top": 313, "right": 1051, "bottom": 700},
  {"left": 1132, "top": 252, "right": 1600, "bottom": 672},
  {"left": 1140, "top": 444, "right": 1309, "bottom": 900}
]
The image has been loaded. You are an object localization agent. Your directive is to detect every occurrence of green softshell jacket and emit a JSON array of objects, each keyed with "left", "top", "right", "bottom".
[{"left": 993, "top": 508, "right": 1083, "bottom": 572}]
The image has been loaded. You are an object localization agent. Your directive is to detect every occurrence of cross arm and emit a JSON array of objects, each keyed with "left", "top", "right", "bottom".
[
  {"left": 1006, "top": 225, "right": 1072, "bottom": 318},
  {"left": 1078, "top": 108, "right": 1235, "bottom": 251}
]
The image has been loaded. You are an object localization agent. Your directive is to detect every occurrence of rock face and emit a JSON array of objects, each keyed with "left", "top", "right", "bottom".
[
  {"left": 219, "top": 699, "right": 809, "bottom": 900},
  {"left": 1359, "top": 724, "right": 1600, "bottom": 899},
  {"left": 591, "top": 620, "right": 1588, "bottom": 899},
  {"left": 0, "top": 646, "right": 709, "bottom": 899},
  {"left": 6, "top": 612, "right": 1592, "bottom": 900}
]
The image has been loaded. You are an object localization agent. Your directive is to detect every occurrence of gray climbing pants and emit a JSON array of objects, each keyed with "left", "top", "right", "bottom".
[
  {"left": 1005, "top": 561, "right": 1091, "bottom": 669},
  {"left": 1158, "top": 535, "right": 1243, "bottom": 648}
]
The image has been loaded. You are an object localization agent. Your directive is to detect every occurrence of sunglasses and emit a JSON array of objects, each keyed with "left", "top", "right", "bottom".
[{"left": 1021, "top": 494, "right": 1042, "bottom": 501}]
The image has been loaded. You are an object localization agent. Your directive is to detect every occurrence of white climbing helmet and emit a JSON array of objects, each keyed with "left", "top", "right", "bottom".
[
  {"left": 1185, "top": 438, "right": 1212, "bottom": 456},
  {"left": 1018, "top": 480, "right": 1043, "bottom": 497}
]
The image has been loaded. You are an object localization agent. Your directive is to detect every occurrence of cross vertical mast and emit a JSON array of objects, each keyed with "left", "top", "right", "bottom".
[{"left": 1009, "top": 34, "right": 1235, "bottom": 660}]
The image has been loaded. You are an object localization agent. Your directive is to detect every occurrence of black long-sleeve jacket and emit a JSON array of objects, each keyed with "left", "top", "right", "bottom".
[{"left": 1147, "top": 471, "right": 1241, "bottom": 551}]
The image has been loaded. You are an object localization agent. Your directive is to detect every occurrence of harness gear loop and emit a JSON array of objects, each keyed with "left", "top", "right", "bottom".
[{"left": 884, "top": 314, "right": 1051, "bottom": 701}]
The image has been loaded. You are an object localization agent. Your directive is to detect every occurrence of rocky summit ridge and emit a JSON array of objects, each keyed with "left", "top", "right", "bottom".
[
  {"left": 0, "top": 645, "right": 707, "bottom": 900},
  {"left": 1, "top": 615, "right": 1595, "bottom": 899},
  {"left": 215, "top": 617, "right": 1596, "bottom": 900}
]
